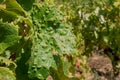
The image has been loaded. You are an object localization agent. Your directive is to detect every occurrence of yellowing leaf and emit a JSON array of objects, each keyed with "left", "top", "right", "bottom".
[
  {"left": 0, "top": 67, "right": 16, "bottom": 80},
  {"left": 114, "top": 1, "right": 120, "bottom": 7}
]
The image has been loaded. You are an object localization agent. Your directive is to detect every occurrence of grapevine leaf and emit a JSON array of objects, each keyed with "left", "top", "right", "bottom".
[
  {"left": 0, "top": 67, "right": 16, "bottom": 80},
  {"left": 15, "top": 39, "right": 32, "bottom": 80},
  {"left": 0, "top": 57, "right": 16, "bottom": 70},
  {"left": 16, "top": 0, "right": 35, "bottom": 11},
  {"left": 0, "top": 21, "right": 19, "bottom": 54},
  {"left": 0, "top": 0, "right": 3, "bottom": 3},
  {"left": 5, "top": 0, "right": 27, "bottom": 17},
  {"left": 28, "top": 2, "right": 76, "bottom": 79},
  {"left": 50, "top": 55, "right": 79, "bottom": 80},
  {"left": 0, "top": 9, "right": 18, "bottom": 22}
]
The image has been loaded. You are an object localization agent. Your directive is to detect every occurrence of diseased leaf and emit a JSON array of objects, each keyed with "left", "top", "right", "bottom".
[{"left": 28, "top": 2, "right": 76, "bottom": 79}]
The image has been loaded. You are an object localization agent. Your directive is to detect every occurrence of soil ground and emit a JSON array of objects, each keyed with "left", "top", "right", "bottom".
[
  {"left": 46, "top": 52, "right": 120, "bottom": 80},
  {"left": 87, "top": 53, "right": 120, "bottom": 80}
]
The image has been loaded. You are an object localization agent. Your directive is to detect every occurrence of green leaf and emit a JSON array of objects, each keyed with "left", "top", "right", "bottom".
[
  {"left": 0, "top": 21, "right": 19, "bottom": 54},
  {"left": 0, "top": 57, "right": 16, "bottom": 69},
  {"left": 0, "top": 67, "right": 16, "bottom": 80},
  {"left": 53, "top": 23, "right": 76, "bottom": 55},
  {"left": 16, "top": 0, "right": 35, "bottom": 11},
  {"left": 0, "top": 0, "right": 3, "bottom": 3},
  {"left": 50, "top": 55, "right": 79, "bottom": 80},
  {"left": 28, "top": 2, "right": 76, "bottom": 79},
  {"left": 0, "top": 9, "right": 18, "bottom": 22},
  {"left": 15, "top": 39, "right": 32, "bottom": 80},
  {"left": 5, "top": 0, "right": 27, "bottom": 17}
]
